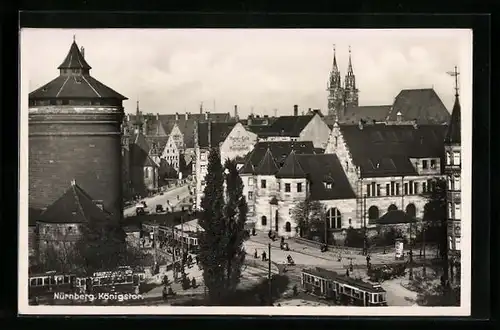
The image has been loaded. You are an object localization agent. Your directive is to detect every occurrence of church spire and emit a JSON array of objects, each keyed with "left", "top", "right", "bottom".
[
  {"left": 332, "top": 44, "right": 339, "bottom": 72},
  {"left": 327, "top": 44, "right": 344, "bottom": 119},
  {"left": 344, "top": 45, "right": 359, "bottom": 109},
  {"left": 445, "top": 66, "right": 461, "bottom": 144},
  {"left": 347, "top": 45, "right": 354, "bottom": 76},
  {"left": 134, "top": 100, "right": 143, "bottom": 131}
]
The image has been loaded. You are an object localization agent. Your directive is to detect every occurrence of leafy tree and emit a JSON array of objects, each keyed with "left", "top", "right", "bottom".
[
  {"left": 344, "top": 226, "right": 366, "bottom": 248},
  {"left": 179, "top": 153, "right": 188, "bottom": 177},
  {"left": 422, "top": 178, "right": 448, "bottom": 262},
  {"left": 291, "top": 198, "right": 325, "bottom": 238},
  {"left": 222, "top": 159, "right": 248, "bottom": 291},
  {"left": 198, "top": 147, "right": 227, "bottom": 303},
  {"left": 74, "top": 216, "right": 144, "bottom": 276}
]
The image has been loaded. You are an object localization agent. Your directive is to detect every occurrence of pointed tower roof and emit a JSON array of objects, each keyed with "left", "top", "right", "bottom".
[
  {"left": 445, "top": 95, "right": 461, "bottom": 144},
  {"left": 255, "top": 148, "right": 279, "bottom": 175},
  {"left": 239, "top": 152, "right": 256, "bottom": 175},
  {"left": 347, "top": 45, "right": 354, "bottom": 75},
  {"left": 38, "top": 180, "right": 110, "bottom": 224},
  {"left": 275, "top": 150, "right": 306, "bottom": 178},
  {"left": 332, "top": 44, "right": 339, "bottom": 72},
  {"left": 58, "top": 39, "right": 92, "bottom": 70}
]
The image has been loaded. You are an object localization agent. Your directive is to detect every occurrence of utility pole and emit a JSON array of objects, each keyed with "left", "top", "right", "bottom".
[
  {"left": 422, "top": 221, "right": 427, "bottom": 277},
  {"left": 363, "top": 194, "right": 367, "bottom": 256},
  {"left": 268, "top": 243, "right": 272, "bottom": 306},
  {"left": 324, "top": 206, "right": 328, "bottom": 250}
]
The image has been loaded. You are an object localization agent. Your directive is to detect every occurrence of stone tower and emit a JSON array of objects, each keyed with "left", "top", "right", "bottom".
[
  {"left": 343, "top": 46, "right": 359, "bottom": 109},
  {"left": 327, "top": 45, "right": 344, "bottom": 120},
  {"left": 28, "top": 38, "right": 128, "bottom": 222},
  {"left": 444, "top": 66, "right": 462, "bottom": 282}
]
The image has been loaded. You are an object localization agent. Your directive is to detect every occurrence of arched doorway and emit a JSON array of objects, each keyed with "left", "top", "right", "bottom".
[
  {"left": 261, "top": 216, "right": 267, "bottom": 226},
  {"left": 326, "top": 208, "right": 342, "bottom": 229},
  {"left": 388, "top": 204, "right": 398, "bottom": 212},
  {"left": 285, "top": 222, "right": 292, "bottom": 232},
  {"left": 406, "top": 203, "right": 416, "bottom": 218},
  {"left": 368, "top": 206, "right": 379, "bottom": 223}
]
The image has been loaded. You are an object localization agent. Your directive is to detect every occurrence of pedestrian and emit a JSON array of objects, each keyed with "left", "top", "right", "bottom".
[
  {"left": 254, "top": 249, "right": 258, "bottom": 259},
  {"left": 366, "top": 254, "right": 371, "bottom": 267},
  {"left": 191, "top": 277, "right": 197, "bottom": 288},
  {"left": 346, "top": 268, "right": 350, "bottom": 277},
  {"left": 262, "top": 251, "right": 267, "bottom": 261}
]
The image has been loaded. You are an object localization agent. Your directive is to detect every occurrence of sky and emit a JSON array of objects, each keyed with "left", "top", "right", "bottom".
[{"left": 21, "top": 29, "right": 472, "bottom": 118}]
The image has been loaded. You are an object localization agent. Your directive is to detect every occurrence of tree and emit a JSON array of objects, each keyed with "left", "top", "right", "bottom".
[
  {"left": 344, "top": 226, "right": 365, "bottom": 248},
  {"left": 198, "top": 147, "right": 227, "bottom": 303},
  {"left": 179, "top": 153, "right": 188, "bottom": 177},
  {"left": 291, "top": 198, "right": 325, "bottom": 238},
  {"left": 74, "top": 216, "right": 143, "bottom": 276},
  {"left": 422, "top": 178, "right": 448, "bottom": 261},
  {"left": 222, "top": 159, "right": 248, "bottom": 291}
]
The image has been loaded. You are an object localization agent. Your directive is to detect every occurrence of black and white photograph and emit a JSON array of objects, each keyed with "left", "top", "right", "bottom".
[{"left": 19, "top": 28, "right": 471, "bottom": 316}]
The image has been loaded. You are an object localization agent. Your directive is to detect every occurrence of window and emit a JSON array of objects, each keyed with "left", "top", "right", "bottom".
[
  {"left": 422, "top": 181, "right": 427, "bottom": 193},
  {"left": 285, "top": 183, "right": 291, "bottom": 192},
  {"left": 453, "top": 176, "right": 461, "bottom": 191},
  {"left": 334, "top": 137, "right": 338, "bottom": 147},
  {"left": 386, "top": 183, "right": 390, "bottom": 196},
  {"left": 285, "top": 222, "right": 292, "bottom": 232},
  {"left": 388, "top": 204, "right": 398, "bottom": 212},
  {"left": 448, "top": 202, "right": 453, "bottom": 219},
  {"left": 376, "top": 184, "right": 381, "bottom": 196},
  {"left": 390, "top": 181, "right": 396, "bottom": 196},
  {"left": 414, "top": 182, "right": 419, "bottom": 194},
  {"left": 453, "top": 152, "right": 461, "bottom": 166},
  {"left": 261, "top": 216, "right": 267, "bottom": 226},
  {"left": 396, "top": 183, "right": 400, "bottom": 195},
  {"left": 326, "top": 208, "right": 342, "bottom": 229},
  {"left": 261, "top": 180, "right": 267, "bottom": 189},
  {"left": 447, "top": 176, "right": 453, "bottom": 190},
  {"left": 454, "top": 204, "right": 461, "bottom": 219},
  {"left": 144, "top": 167, "right": 149, "bottom": 179},
  {"left": 446, "top": 152, "right": 452, "bottom": 165},
  {"left": 368, "top": 206, "right": 379, "bottom": 223},
  {"left": 409, "top": 181, "right": 414, "bottom": 194},
  {"left": 404, "top": 183, "right": 409, "bottom": 195},
  {"left": 406, "top": 203, "right": 416, "bottom": 218},
  {"left": 201, "top": 152, "right": 207, "bottom": 161},
  {"left": 366, "top": 184, "right": 371, "bottom": 197},
  {"left": 325, "top": 182, "right": 333, "bottom": 189},
  {"left": 430, "top": 159, "right": 437, "bottom": 169},
  {"left": 248, "top": 178, "right": 253, "bottom": 186},
  {"left": 248, "top": 191, "right": 253, "bottom": 200},
  {"left": 422, "top": 160, "right": 428, "bottom": 169},
  {"left": 297, "top": 183, "right": 303, "bottom": 192}
]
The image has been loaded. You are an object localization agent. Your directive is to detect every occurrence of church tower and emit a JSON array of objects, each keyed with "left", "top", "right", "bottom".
[
  {"left": 343, "top": 46, "right": 359, "bottom": 109},
  {"left": 444, "top": 66, "right": 462, "bottom": 284},
  {"left": 326, "top": 45, "right": 344, "bottom": 120}
]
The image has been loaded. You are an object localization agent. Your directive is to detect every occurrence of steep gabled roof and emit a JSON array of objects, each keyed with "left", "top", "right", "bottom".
[
  {"left": 243, "top": 141, "right": 316, "bottom": 170},
  {"left": 259, "top": 115, "right": 314, "bottom": 137},
  {"left": 339, "top": 123, "right": 447, "bottom": 177},
  {"left": 58, "top": 41, "right": 91, "bottom": 70},
  {"left": 38, "top": 181, "right": 110, "bottom": 224},
  {"left": 386, "top": 88, "right": 450, "bottom": 124},
  {"left": 445, "top": 95, "right": 461, "bottom": 144},
  {"left": 239, "top": 150, "right": 257, "bottom": 175},
  {"left": 275, "top": 151, "right": 306, "bottom": 178},
  {"left": 255, "top": 148, "right": 279, "bottom": 175},
  {"left": 295, "top": 154, "right": 356, "bottom": 200},
  {"left": 197, "top": 122, "right": 237, "bottom": 148}
]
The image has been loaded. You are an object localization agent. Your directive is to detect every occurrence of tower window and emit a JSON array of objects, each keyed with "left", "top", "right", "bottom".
[
  {"left": 285, "top": 183, "right": 291, "bottom": 192},
  {"left": 297, "top": 183, "right": 302, "bottom": 192}
]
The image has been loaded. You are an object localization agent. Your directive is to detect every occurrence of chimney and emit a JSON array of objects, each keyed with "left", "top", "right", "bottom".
[
  {"left": 358, "top": 119, "right": 364, "bottom": 130},
  {"left": 175, "top": 112, "right": 179, "bottom": 121},
  {"left": 185, "top": 112, "right": 189, "bottom": 120},
  {"left": 143, "top": 118, "right": 148, "bottom": 135},
  {"left": 293, "top": 104, "right": 298, "bottom": 116},
  {"left": 234, "top": 105, "right": 239, "bottom": 120},
  {"left": 80, "top": 47, "right": 85, "bottom": 58},
  {"left": 156, "top": 113, "right": 159, "bottom": 121},
  {"left": 93, "top": 200, "right": 104, "bottom": 210},
  {"left": 208, "top": 121, "right": 212, "bottom": 147},
  {"left": 205, "top": 111, "right": 210, "bottom": 121},
  {"left": 396, "top": 111, "right": 403, "bottom": 123}
]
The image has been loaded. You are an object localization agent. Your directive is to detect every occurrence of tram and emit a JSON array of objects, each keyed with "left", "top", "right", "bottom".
[
  {"left": 301, "top": 267, "right": 388, "bottom": 306},
  {"left": 28, "top": 271, "right": 79, "bottom": 299}
]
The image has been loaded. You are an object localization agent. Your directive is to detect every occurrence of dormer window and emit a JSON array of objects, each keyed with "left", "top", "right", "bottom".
[
  {"left": 430, "top": 159, "right": 437, "bottom": 169},
  {"left": 325, "top": 182, "right": 333, "bottom": 189}
]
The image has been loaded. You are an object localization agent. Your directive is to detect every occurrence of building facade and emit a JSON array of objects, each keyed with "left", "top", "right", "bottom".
[
  {"left": 161, "top": 134, "right": 182, "bottom": 172},
  {"left": 193, "top": 121, "right": 256, "bottom": 210},
  {"left": 28, "top": 39, "right": 127, "bottom": 222},
  {"left": 324, "top": 121, "right": 447, "bottom": 229},
  {"left": 444, "top": 76, "right": 462, "bottom": 283}
]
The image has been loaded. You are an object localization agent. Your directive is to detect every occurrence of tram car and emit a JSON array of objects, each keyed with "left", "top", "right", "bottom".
[
  {"left": 301, "top": 267, "right": 388, "bottom": 306},
  {"left": 28, "top": 271, "right": 80, "bottom": 299},
  {"left": 90, "top": 266, "right": 146, "bottom": 294}
]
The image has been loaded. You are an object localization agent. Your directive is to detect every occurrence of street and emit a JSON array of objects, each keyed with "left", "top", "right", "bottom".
[{"left": 123, "top": 185, "right": 191, "bottom": 217}]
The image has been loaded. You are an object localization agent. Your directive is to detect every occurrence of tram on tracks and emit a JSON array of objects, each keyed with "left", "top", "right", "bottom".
[
  {"left": 28, "top": 266, "right": 146, "bottom": 300},
  {"left": 301, "top": 267, "right": 388, "bottom": 306}
]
